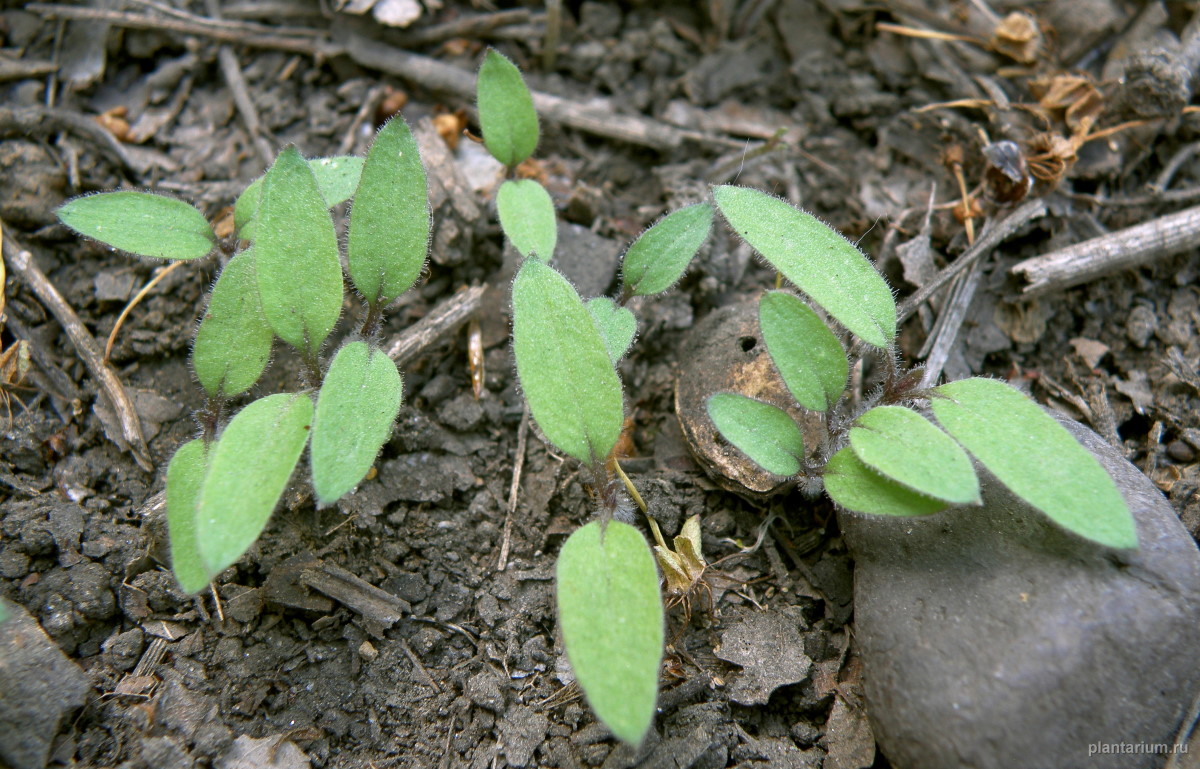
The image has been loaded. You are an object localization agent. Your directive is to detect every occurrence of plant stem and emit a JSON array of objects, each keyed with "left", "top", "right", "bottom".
[
  {"left": 610, "top": 458, "right": 647, "bottom": 514},
  {"left": 361, "top": 300, "right": 384, "bottom": 340},
  {"left": 301, "top": 349, "right": 323, "bottom": 389}
]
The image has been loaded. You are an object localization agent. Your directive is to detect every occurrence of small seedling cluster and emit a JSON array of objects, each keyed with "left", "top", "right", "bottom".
[
  {"left": 478, "top": 50, "right": 1137, "bottom": 747},
  {"left": 57, "top": 118, "right": 430, "bottom": 594}
]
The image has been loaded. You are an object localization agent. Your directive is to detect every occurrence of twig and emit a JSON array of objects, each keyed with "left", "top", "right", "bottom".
[
  {"left": 337, "top": 84, "right": 387, "bottom": 156},
  {"left": 2, "top": 227, "right": 152, "bottom": 471},
  {"left": 896, "top": 199, "right": 1046, "bottom": 325},
  {"left": 104, "top": 261, "right": 187, "bottom": 363},
  {"left": 1155, "top": 141, "right": 1200, "bottom": 191},
  {"left": 394, "top": 9, "right": 532, "bottom": 47},
  {"left": 27, "top": 4, "right": 336, "bottom": 57},
  {"left": 206, "top": 0, "right": 275, "bottom": 167},
  {"left": 335, "top": 26, "right": 696, "bottom": 152},
  {"left": 0, "top": 105, "right": 137, "bottom": 172},
  {"left": 1011, "top": 204, "right": 1200, "bottom": 298},
  {"left": 497, "top": 405, "right": 529, "bottom": 571},
  {"left": 919, "top": 257, "right": 987, "bottom": 386},
  {"left": 384, "top": 285, "right": 485, "bottom": 368}
]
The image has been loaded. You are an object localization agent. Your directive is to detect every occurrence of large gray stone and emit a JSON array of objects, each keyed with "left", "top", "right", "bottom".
[
  {"left": 841, "top": 415, "right": 1200, "bottom": 769},
  {"left": 0, "top": 600, "right": 91, "bottom": 769}
]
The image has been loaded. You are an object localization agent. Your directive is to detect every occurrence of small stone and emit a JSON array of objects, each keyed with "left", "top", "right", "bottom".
[
  {"left": 1125, "top": 304, "right": 1158, "bottom": 347},
  {"left": 93, "top": 270, "right": 136, "bottom": 302},
  {"left": 0, "top": 601, "right": 91, "bottom": 769},
  {"left": 1168, "top": 440, "right": 1195, "bottom": 464},
  {"left": 358, "top": 640, "right": 378, "bottom": 662}
]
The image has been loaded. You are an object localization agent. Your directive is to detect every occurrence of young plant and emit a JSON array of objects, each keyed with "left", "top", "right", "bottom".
[
  {"left": 705, "top": 185, "right": 1137, "bottom": 550},
  {"left": 477, "top": 49, "right": 712, "bottom": 745},
  {"left": 57, "top": 118, "right": 429, "bottom": 593}
]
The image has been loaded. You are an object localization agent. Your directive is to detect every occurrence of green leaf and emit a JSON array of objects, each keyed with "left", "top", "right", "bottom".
[
  {"left": 712, "top": 185, "right": 896, "bottom": 348},
  {"left": 192, "top": 248, "right": 274, "bottom": 398},
  {"left": 587, "top": 297, "right": 636, "bottom": 363},
  {"left": 497, "top": 179, "right": 556, "bottom": 260},
  {"left": 57, "top": 191, "right": 215, "bottom": 260},
  {"left": 166, "top": 439, "right": 211, "bottom": 594},
  {"left": 931, "top": 378, "right": 1137, "bottom": 549},
  {"left": 255, "top": 146, "right": 344, "bottom": 356},
  {"left": 235, "top": 156, "right": 364, "bottom": 241},
  {"left": 310, "top": 342, "right": 403, "bottom": 506},
  {"left": 476, "top": 48, "right": 539, "bottom": 167},
  {"left": 706, "top": 392, "right": 804, "bottom": 477},
  {"left": 347, "top": 118, "right": 429, "bottom": 305},
  {"left": 512, "top": 260, "right": 623, "bottom": 464},
  {"left": 557, "top": 521, "right": 664, "bottom": 745},
  {"left": 197, "top": 393, "right": 313, "bottom": 577},
  {"left": 825, "top": 447, "right": 949, "bottom": 516},
  {"left": 759, "top": 291, "right": 848, "bottom": 412},
  {"left": 850, "top": 406, "right": 980, "bottom": 505},
  {"left": 621, "top": 203, "right": 713, "bottom": 296}
]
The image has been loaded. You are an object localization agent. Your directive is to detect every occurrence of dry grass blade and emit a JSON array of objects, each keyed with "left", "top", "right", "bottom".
[{"left": 104, "top": 260, "right": 186, "bottom": 363}]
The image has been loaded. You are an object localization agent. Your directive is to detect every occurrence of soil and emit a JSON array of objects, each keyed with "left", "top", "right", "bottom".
[{"left": 2, "top": 1, "right": 1199, "bottom": 768}]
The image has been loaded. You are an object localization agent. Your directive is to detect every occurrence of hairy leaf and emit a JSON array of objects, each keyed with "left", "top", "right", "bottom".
[
  {"left": 192, "top": 247, "right": 273, "bottom": 398},
  {"left": 255, "top": 146, "right": 344, "bottom": 356},
  {"left": 310, "top": 342, "right": 403, "bottom": 506},
  {"left": 825, "top": 447, "right": 948, "bottom": 516},
  {"left": 476, "top": 48, "right": 539, "bottom": 167},
  {"left": 497, "top": 179, "right": 556, "bottom": 260},
  {"left": 557, "top": 521, "right": 664, "bottom": 745},
  {"left": 57, "top": 191, "right": 215, "bottom": 260},
  {"left": 512, "top": 260, "right": 623, "bottom": 464},
  {"left": 587, "top": 297, "right": 636, "bottom": 362},
  {"left": 706, "top": 392, "right": 804, "bottom": 477},
  {"left": 621, "top": 203, "right": 713, "bottom": 296},
  {"left": 850, "top": 406, "right": 980, "bottom": 505},
  {"left": 166, "top": 439, "right": 210, "bottom": 594},
  {"left": 347, "top": 118, "right": 429, "bottom": 304},
  {"left": 235, "top": 156, "right": 364, "bottom": 240},
  {"left": 931, "top": 377, "right": 1137, "bottom": 549},
  {"left": 712, "top": 185, "right": 895, "bottom": 348},
  {"left": 759, "top": 291, "right": 847, "bottom": 412},
  {"left": 197, "top": 393, "right": 312, "bottom": 577}
]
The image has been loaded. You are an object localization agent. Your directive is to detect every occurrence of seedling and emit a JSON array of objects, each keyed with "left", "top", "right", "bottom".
[
  {"left": 705, "top": 185, "right": 1137, "bottom": 551},
  {"left": 477, "top": 49, "right": 712, "bottom": 746},
  {"left": 57, "top": 118, "right": 429, "bottom": 594}
]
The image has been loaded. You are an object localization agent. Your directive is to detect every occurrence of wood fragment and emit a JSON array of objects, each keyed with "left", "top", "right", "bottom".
[
  {"left": 300, "top": 560, "right": 411, "bottom": 630},
  {"left": 392, "top": 9, "right": 533, "bottom": 47},
  {"left": 2, "top": 228, "right": 152, "bottom": 471},
  {"left": 1011, "top": 204, "right": 1200, "bottom": 297},
  {"left": 335, "top": 26, "right": 694, "bottom": 151},
  {"left": 384, "top": 285, "right": 485, "bottom": 368},
  {"left": 206, "top": 0, "right": 276, "bottom": 167}
]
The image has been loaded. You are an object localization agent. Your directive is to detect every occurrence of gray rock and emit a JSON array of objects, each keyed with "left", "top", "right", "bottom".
[
  {"left": 0, "top": 600, "right": 91, "bottom": 769},
  {"left": 841, "top": 415, "right": 1200, "bottom": 769}
]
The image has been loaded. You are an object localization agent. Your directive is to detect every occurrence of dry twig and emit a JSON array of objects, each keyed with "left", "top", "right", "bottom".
[
  {"left": 2, "top": 227, "right": 152, "bottom": 470},
  {"left": 384, "top": 285, "right": 485, "bottom": 368}
]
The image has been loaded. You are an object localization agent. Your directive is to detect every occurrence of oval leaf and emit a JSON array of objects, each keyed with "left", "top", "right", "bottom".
[
  {"left": 311, "top": 341, "right": 403, "bottom": 506},
  {"left": 477, "top": 48, "right": 539, "bottom": 167},
  {"left": 348, "top": 118, "right": 430, "bottom": 305},
  {"left": 497, "top": 179, "right": 556, "bottom": 260},
  {"left": 712, "top": 185, "right": 896, "bottom": 348},
  {"left": 512, "top": 260, "right": 623, "bottom": 463},
  {"left": 759, "top": 291, "right": 848, "bottom": 412},
  {"left": 931, "top": 378, "right": 1137, "bottom": 549},
  {"left": 706, "top": 392, "right": 804, "bottom": 477},
  {"left": 850, "top": 405, "right": 980, "bottom": 505},
  {"left": 57, "top": 191, "right": 215, "bottom": 260},
  {"left": 825, "top": 447, "right": 948, "bottom": 516},
  {"left": 235, "top": 156, "right": 364, "bottom": 240},
  {"left": 197, "top": 393, "right": 313, "bottom": 576},
  {"left": 621, "top": 203, "right": 713, "bottom": 296},
  {"left": 192, "top": 248, "right": 274, "bottom": 398},
  {"left": 166, "top": 439, "right": 211, "bottom": 594},
  {"left": 255, "top": 147, "right": 344, "bottom": 356},
  {"left": 587, "top": 297, "right": 636, "bottom": 363},
  {"left": 557, "top": 521, "right": 664, "bottom": 745}
]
